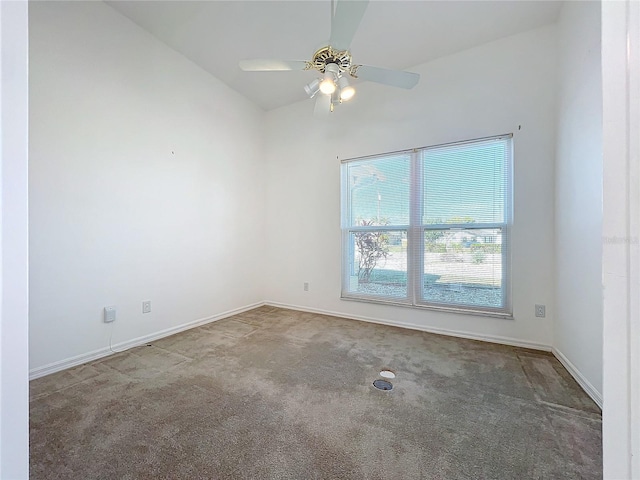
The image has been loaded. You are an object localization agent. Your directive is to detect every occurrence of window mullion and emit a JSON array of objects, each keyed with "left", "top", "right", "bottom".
[
  {"left": 409, "top": 149, "right": 423, "bottom": 305},
  {"left": 341, "top": 165, "right": 352, "bottom": 297}
]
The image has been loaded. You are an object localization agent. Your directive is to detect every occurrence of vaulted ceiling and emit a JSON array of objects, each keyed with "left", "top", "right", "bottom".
[{"left": 107, "top": 1, "right": 562, "bottom": 111}]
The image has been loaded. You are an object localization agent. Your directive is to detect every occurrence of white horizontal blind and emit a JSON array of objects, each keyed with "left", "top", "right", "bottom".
[
  {"left": 341, "top": 135, "right": 512, "bottom": 315},
  {"left": 418, "top": 137, "right": 510, "bottom": 312},
  {"left": 423, "top": 139, "right": 507, "bottom": 225}
]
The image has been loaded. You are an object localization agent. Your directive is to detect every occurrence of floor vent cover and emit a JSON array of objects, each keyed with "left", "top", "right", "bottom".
[{"left": 373, "top": 379, "right": 393, "bottom": 391}]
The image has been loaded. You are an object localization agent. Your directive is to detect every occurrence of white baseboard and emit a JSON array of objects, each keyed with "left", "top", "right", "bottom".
[
  {"left": 265, "top": 301, "right": 552, "bottom": 352},
  {"left": 552, "top": 347, "right": 603, "bottom": 409},
  {"left": 29, "top": 302, "right": 265, "bottom": 380},
  {"left": 32, "top": 300, "right": 603, "bottom": 410}
]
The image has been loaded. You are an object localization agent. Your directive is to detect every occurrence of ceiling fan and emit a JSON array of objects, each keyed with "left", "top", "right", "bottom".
[{"left": 239, "top": 0, "right": 420, "bottom": 115}]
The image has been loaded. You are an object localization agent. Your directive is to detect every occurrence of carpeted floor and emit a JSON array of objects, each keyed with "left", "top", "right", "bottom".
[{"left": 30, "top": 306, "right": 602, "bottom": 479}]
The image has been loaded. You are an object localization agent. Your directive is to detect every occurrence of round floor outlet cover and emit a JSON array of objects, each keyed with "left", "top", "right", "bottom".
[
  {"left": 373, "top": 379, "right": 393, "bottom": 391},
  {"left": 379, "top": 370, "right": 395, "bottom": 379}
]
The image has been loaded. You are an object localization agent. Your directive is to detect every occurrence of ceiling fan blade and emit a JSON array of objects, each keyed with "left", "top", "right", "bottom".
[
  {"left": 239, "top": 59, "right": 308, "bottom": 72},
  {"left": 314, "top": 93, "right": 331, "bottom": 117},
  {"left": 329, "top": 0, "right": 369, "bottom": 51},
  {"left": 352, "top": 65, "right": 420, "bottom": 89}
]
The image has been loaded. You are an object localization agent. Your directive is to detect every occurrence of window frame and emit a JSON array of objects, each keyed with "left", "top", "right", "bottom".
[{"left": 340, "top": 134, "right": 513, "bottom": 318}]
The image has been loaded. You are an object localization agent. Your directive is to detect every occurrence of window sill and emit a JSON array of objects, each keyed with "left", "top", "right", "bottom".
[{"left": 340, "top": 294, "right": 514, "bottom": 320}]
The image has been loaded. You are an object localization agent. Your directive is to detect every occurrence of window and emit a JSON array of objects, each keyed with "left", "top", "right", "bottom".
[{"left": 341, "top": 135, "right": 512, "bottom": 316}]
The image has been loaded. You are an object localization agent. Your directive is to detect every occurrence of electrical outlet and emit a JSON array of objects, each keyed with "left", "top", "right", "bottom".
[
  {"left": 303, "top": 282, "right": 309, "bottom": 291},
  {"left": 104, "top": 306, "right": 116, "bottom": 323},
  {"left": 142, "top": 301, "right": 151, "bottom": 314},
  {"left": 535, "top": 304, "right": 546, "bottom": 318}
]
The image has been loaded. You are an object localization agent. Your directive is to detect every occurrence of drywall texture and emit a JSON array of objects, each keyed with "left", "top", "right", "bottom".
[
  {"left": 264, "top": 26, "right": 557, "bottom": 348},
  {"left": 29, "top": 2, "right": 265, "bottom": 370},
  {"left": 1, "top": 1, "right": 30, "bottom": 477},
  {"left": 554, "top": 1, "right": 603, "bottom": 399}
]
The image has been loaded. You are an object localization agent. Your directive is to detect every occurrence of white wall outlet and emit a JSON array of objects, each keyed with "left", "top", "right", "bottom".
[
  {"left": 142, "top": 301, "right": 151, "bottom": 314},
  {"left": 535, "top": 304, "right": 546, "bottom": 318},
  {"left": 303, "top": 282, "right": 309, "bottom": 291},
  {"left": 104, "top": 306, "right": 116, "bottom": 323}
]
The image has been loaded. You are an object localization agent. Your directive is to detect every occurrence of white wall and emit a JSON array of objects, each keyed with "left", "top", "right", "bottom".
[
  {"left": 0, "top": 1, "right": 29, "bottom": 477},
  {"left": 601, "top": 0, "right": 640, "bottom": 477},
  {"left": 553, "top": 2, "right": 603, "bottom": 403},
  {"left": 29, "top": 1, "right": 265, "bottom": 372},
  {"left": 264, "top": 25, "right": 557, "bottom": 348}
]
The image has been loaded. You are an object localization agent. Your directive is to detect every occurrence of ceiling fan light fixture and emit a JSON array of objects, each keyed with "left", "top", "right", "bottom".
[
  {"left": 319, "top": 63, "right": 339, "bottom": 95},
  {"left": 338, "top": 76, "right": 355, "bottom": 101},
  {"left": 320, "top": 73, "right": 336, "bottom": 95},
  {"left": 304, "top": 79, "right": 320, "bottom": 98}
]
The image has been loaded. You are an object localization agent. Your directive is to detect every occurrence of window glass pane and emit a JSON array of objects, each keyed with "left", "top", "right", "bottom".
[
  {"left": 347, "top": 155, "right": 410, "bottom": 226},
  {"left": 346, "top": 230, "right": 407, "bottom": 298},
  {"left": 423, "top": 228, "right": 503, "bottom": 308},
  {"left": 423, "top": 140, "right": 507, "bottom": 225}
]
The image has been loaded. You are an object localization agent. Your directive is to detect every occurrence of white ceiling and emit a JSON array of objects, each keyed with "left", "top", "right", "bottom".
[{"left": 107, "top": 1, "right": 562, "bottom": 111}]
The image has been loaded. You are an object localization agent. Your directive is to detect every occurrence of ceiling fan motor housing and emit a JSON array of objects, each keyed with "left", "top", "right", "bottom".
[{"left": 310, "top": 46, "right": 353, "bottom": 75}]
